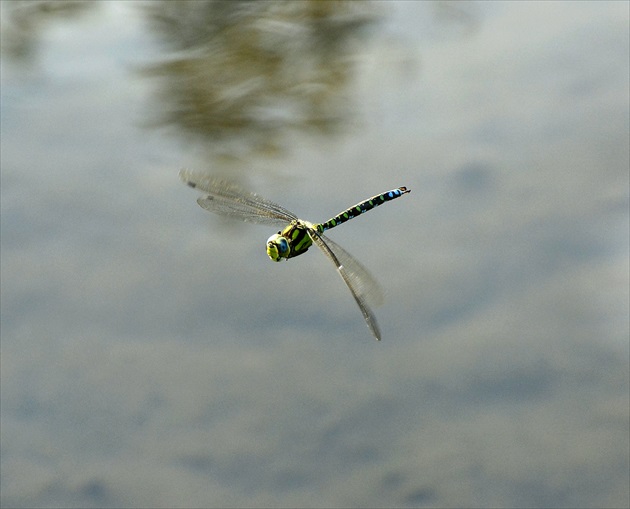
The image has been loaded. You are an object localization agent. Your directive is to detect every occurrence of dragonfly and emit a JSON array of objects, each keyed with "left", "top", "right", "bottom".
[{"left": 180, "top": 169, "right": 410, "bottom": 341}]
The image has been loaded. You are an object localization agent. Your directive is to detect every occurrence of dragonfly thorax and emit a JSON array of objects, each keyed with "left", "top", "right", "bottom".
[{"left": 266, "top": 221, "right": 314, "bottom": 262}]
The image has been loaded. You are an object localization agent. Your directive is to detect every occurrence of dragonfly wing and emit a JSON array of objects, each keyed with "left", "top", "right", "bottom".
[
  {"left": 180, "top": 169, "right": 297, "bottom": 227},
  {"left": 317, "top": 233, "right": 385, "bottom": 307},
  {"left": 309, "top": 231, "right": 384, "bottom": 341},
  {"left": 195, "top": 196, "right": 291, "bottom": 227}
]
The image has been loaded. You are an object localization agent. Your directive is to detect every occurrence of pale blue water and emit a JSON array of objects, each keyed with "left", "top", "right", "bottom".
[{"left": 1, "top": 2, "right": 628, "bottom": 507}]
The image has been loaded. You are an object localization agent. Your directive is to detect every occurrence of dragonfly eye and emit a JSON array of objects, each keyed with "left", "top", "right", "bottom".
[{"left": 266, "top": 234, "right": 289, "bottom": 262}]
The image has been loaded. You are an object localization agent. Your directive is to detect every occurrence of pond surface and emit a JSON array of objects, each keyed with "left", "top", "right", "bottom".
[{"left": 1, "top": 1, "right": 628, "bottom": 507}]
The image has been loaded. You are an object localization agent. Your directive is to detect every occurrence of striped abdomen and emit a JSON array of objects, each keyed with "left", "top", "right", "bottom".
[{"left": 316, "top": 187, "right": 411, "bottom": 233}]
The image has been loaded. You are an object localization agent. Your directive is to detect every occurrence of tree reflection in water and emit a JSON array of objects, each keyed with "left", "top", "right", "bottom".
[
  {"left": 141, "top": 0, "right": 383, "bottom": 160},
  {"left": 1, "top": 0, "right": 386, "bottom": 163}
]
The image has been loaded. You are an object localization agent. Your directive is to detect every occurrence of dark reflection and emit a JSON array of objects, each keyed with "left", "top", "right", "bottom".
[
  {"left": 0, "top": 0, "right": 100, "bottom": 62},
  {"left": 141, "top": 0, "right": 383, "bottom": 160}
]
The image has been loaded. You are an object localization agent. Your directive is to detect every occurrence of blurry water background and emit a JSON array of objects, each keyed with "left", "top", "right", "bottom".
[{"left": 1, "top": 1, "right": 628, "bottom": 508}]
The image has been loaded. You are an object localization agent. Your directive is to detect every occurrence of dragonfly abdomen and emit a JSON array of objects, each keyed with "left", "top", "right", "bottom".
[{"left": 317, "top": 186, "right": 410, "bottom": 232}]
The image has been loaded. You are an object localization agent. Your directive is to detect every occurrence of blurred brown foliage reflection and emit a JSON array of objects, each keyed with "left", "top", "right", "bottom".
[
  {"left": 1, "top": 0, "right": 99, "bottom": 61},
  {"left": 142, "top": 0, "right": 383, "bottom": 159},
  {"left": 1, "top": 0, "right": 384, "bottom": 162}
]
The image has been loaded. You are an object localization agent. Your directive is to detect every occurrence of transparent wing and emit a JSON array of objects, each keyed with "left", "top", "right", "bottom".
[
  {"left": 309, "top": 231, "right": 384, "bottom": 341},
  {"left": 180, "top": 169, "right": 297, "bottom": 227}
]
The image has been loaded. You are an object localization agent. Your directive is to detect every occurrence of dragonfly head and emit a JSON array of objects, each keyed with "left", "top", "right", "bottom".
[{"left": 266, "top": 233, "right": 290, "bottom": 262}]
